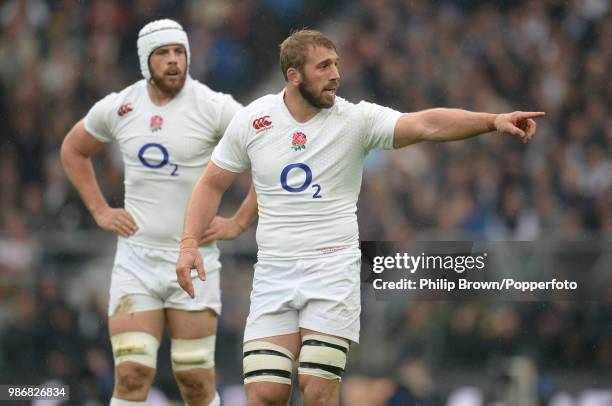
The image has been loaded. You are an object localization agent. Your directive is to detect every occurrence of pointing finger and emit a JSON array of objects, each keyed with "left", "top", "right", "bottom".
[
  {"left": 186, "top": 279, "right": 194, "bottom": 298},
  {"left": 517, "top": 111, "right": 546, "bottom": 120},
  {"left": 178, "top": 268, "right": 194, "bottom": 298},
  {"left": 196, "top": 259, "right": 206, "bottom": 282}
]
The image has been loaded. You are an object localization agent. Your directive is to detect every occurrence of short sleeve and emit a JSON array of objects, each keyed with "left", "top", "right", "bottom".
[
  {"left": 217, "top": 94, "right": 243, "bottom": 136},
  {"left": 83, "top": 93, "right": 118, "bottom": 143},
  {"left": 359, "top": 101, "right": 403, "bottom": 152},
  {"left": 211, "top": 112, "right": 250, "bottom": 173}
]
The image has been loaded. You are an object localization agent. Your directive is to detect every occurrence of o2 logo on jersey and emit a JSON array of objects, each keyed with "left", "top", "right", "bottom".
[
  {"left": 138, "top": 143, "right": 179, "bottom": 176},
  {"left": 280, "top": 163, "right": 321, "bottom": 199}
]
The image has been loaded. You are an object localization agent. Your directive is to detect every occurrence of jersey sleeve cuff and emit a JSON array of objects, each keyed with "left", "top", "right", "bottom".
[
  {"left": 210, "top": 155, "right": 247, "bottom": 173},
  {"left": 83, "top": 118, "right": 113, "bottom": 143},
  {"left": 383, "top": 112, "right": 403, "bottom": 149}
]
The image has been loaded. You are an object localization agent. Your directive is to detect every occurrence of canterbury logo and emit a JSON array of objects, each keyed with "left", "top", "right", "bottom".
[
  {"left": 252, "top": 115, "right": 272, "bottom": 131},
  {"left": 117, "top": 103, "right": 133, "bottom": 117}
]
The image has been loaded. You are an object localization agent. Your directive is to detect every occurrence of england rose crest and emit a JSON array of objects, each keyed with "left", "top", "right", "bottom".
[
  {"left": 150, "top": 115, "right": 163, "bottom": 132},
  {"left": 291, "top": 132, "right": 307, "bottom": 151}
]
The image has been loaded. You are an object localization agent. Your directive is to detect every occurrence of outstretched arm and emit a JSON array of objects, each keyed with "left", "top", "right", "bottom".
[
  {"left": 60, "top": 120, "right": 138, "bottom": 237},
  {"left": 176, "top": 162, "right": 240, "bottom": 297},
  {"left": 199, "top": 183, "right": 258, "bottom": 244},
  {"left": 393, "top": 109, "right": 545, "bottom": 148}
]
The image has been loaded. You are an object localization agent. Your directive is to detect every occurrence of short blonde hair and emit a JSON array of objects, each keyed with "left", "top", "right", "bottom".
[{"left": 279, "top": 30, "right": 337, "bottom": 81}]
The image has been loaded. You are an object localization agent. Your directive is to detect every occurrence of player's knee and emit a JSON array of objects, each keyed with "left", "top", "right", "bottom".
[
  {"left": 171, "top": 336, "right": 216, "bottom": 371},
  {"left": 111, "top": 332, "right": 159, "bottom": 397},
  {"left": 171, "top": 336, "right": 217, "bottom": 405},
  {"left": 111, "top": 331, "right": 159, "bottom": 370},
  {"left": 246, "top": 383, "right": 291, "bottom": 406},
  {"left": 115, "top": 362, "right": 155, "bottom": 396},
  {"left": 300, "top": 379, "right": 336, "bottom": 406},
  {"left": 174, "top": 370, "right": 215, "bottom": 404}
]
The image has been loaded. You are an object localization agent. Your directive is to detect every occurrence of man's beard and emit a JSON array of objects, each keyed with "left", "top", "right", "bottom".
[
  {"left": 298, "top": 78, "right": 335, "bottom": 109},
  {"left": 150, "top": 70, "right": 187, "bottom": 97}
]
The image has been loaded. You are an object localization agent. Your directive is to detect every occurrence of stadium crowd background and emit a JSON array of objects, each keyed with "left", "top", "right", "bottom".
[{"left": 0, "top": 0, "right": 610, "bottom": 405}]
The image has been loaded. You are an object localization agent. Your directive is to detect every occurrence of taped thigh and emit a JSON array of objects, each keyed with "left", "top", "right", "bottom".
[
  {"left": 171, "top": 335, "right": 216, "bottom": 371},
  {"left": 243, "top": 341, "right": 295, "bottom": 385},
  {"left": 298, "top": 334, "right": 349, "bottom": 381},
  {"left": 110, "top": 332, "right": 159, "bottom": 369}
]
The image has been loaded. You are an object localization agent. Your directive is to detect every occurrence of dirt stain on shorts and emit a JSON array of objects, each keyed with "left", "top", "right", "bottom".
[{"left": 113, "top": 295, "right": 134, "bottom": 316}]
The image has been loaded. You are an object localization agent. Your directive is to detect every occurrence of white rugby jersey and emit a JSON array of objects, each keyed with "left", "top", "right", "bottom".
[
  {"left": 211, "top": 92, "right": 402, "bottom": 259},
  {"left": 84, "top": 77, "right": 242, "bottom": 251}
]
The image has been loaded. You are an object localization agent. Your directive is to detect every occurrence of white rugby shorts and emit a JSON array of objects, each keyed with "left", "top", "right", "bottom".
[
  {"left": 107, "top": 239, "right": 222, "bottom": 316},
  {"left": 244, "top": 253, "right": 361, "bottom": 343}
]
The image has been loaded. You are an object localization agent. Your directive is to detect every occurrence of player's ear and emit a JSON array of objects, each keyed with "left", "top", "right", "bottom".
[{"left": 287, "top": 67, "right": 301, "bottom": 85}]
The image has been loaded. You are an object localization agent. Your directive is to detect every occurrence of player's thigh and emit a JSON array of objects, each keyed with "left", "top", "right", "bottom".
[
  {"left": 244, "top": 333, "right": 302, "bottom": 404},
  {"left": 109, "top": 309, "right": 165, "bottom": 340},
  {"left": 247, "top": 333, "right": 302, "bottom": 360},
  {"left": 165, "top": 308, "right": 217, "bottom": 339},
  {"left": 299, "top": 328, "right": 350, "bottom": 374}
]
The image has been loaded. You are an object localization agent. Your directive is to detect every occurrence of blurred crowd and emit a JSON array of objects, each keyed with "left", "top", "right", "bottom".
[
  {"left": 1, "top": 282, "right": 115, "bottom": 403},
  {"left": 1, "top": 0, "right": 611, "bottom": 404},
  {"left": 351, "top": 0, "right": 611, "bottom": 241}
]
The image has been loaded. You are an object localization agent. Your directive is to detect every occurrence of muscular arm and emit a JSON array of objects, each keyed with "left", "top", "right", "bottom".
[
  {"left": 393, "top": 109, "right": 545, "bottom": 148},
  {"left": 232, "top": 183, "right": 258, "bottom": 229},
  {"left": 182, "top": 162, "right": 241, "bottom": 241},
  {"left": 60, "top": 120, "right": 108, "bottom": 215},
  {"left": 60, "top": 120, "right": 137, "bottom": 237},
  {"left": 177, "top": 162, "right": 241, "bottom": 297},
  {"left": 199, "top": 183, "right": 258, "bottom": 244}
]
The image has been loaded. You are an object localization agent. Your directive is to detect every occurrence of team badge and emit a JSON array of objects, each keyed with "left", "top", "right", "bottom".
[
  {"left": 291, "top": 131, "right": 307, "bottom": 151},
  {"left": 117, "top": 103, "right": 133, "bottom": 117},
  {"left": 150, "top": 115, "right": 163, "bottom": 132},
  {"left": 253, "top": 115, "right": 272, "bottom": 132}
]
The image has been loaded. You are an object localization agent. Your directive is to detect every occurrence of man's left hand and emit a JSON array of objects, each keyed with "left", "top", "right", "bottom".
[{"left": 200, "top": 216, "right": 246, "bottom": 245}]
